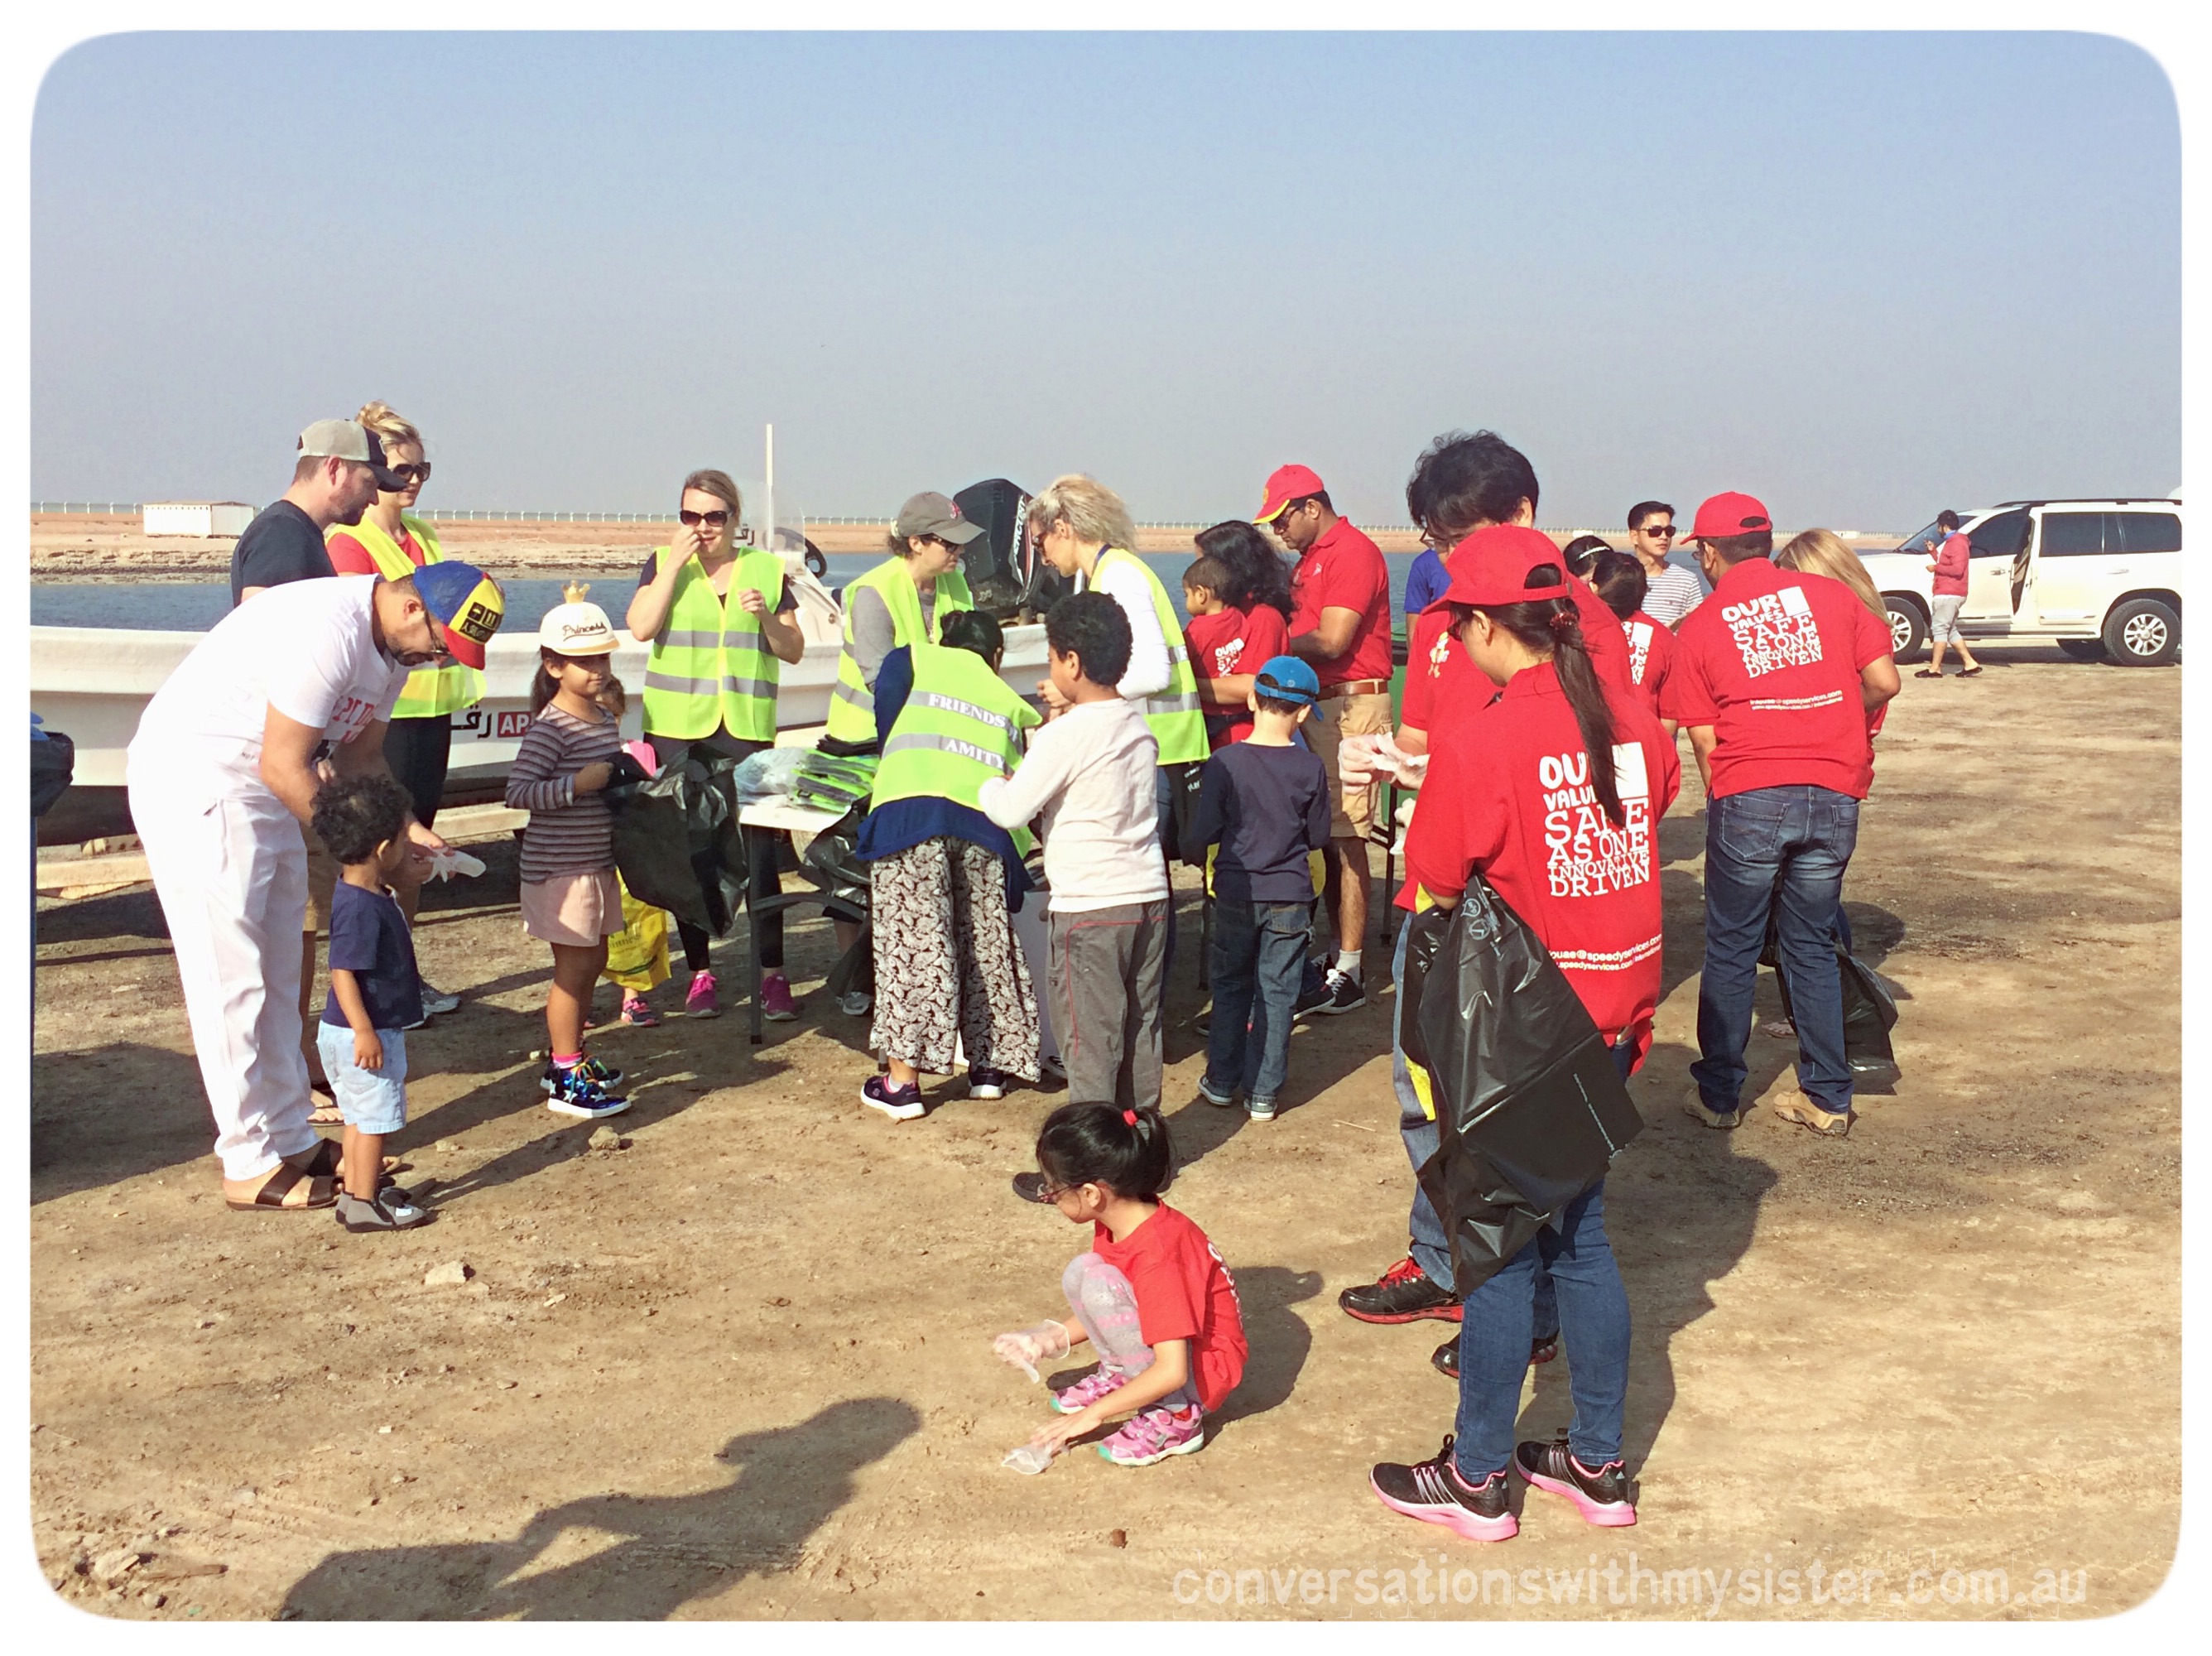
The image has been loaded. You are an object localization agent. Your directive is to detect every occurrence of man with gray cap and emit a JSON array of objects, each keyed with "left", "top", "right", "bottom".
[{"left": 230, "top": 417, "right": 404, "bottom": 606}]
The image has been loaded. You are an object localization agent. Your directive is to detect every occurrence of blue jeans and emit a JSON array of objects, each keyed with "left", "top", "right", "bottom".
[
  {"left": 1694, "top": 785, "right": 1861, "bottom": 1114},
  {"left": 1452, "top": 1176, "right": 1631, "bottom": 1480},
  {"left": 1205, "top": 898, "right": 1307, "bottom": 1106}
]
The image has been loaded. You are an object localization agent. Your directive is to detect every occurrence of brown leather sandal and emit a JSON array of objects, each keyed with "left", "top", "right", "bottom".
[{"left": 224, "top": 1163, "right": 339, "bottom": 1212}]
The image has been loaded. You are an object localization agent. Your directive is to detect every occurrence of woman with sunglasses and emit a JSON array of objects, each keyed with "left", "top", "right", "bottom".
[
  {"left": 325, "top": 400, "right": 477, "bottom": 1023},
  {"left": 628, "top": 469, "right": 808, "bottom": 1022}
]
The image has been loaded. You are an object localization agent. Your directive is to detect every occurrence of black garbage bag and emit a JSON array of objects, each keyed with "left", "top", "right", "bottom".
[
  {"left": 1759, "top": 909, "right": 1900, "bottom": 1072},
  {"left": 605, "top": 753, "right": 748, "bottom": 938},
  {"left": 1402, "top": 880, "right": 1644, "bottom": 1299},
  {"left": 798, "top": 803, "right": 873, "bottom": 996},
  {"left": 31, "top": 724, "right": 75, "bottom": 819}
]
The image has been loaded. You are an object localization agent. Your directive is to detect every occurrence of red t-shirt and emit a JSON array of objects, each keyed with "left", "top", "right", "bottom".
[
  {"left": 1290, "top": 518, "right": 1393, "bottom": 686},
  {"left": 1619, "top": 609, "right": 1677, "bottom": 720},
  {"left": 1931, "top": 532, "right": 1971, "bottom": 597},
  {"left": 326, "top": 527, "right": 427, "bottom": 575},
  {"left": 1089, "top": 1202, "right": 1247, "bottom": 1413},
  {"left": 1185, "top": 603, "right": 1292, "bottom": 749},
  {"left": 1402, "top": 662, "right": 1682, "bottom": 1066},
  {"left": 1662, "top": 559, "right": 1892, "bottom": 802},
  {"left": 1400, "top": 580, "right": 1633, "bottom": 737}
]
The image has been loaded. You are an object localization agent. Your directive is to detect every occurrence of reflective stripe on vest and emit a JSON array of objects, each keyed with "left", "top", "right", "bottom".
[
  {"left": 870, "top": 640, "right": 1040, "bottom": 855},
  {"left": 638, "top": 547, "right": 786, "bottom": 741},
  {"left": 1091, "top": 547, "right": 1210, "bottom": 763},
  {"left": 327, "top": 513, "right": 483, "bottom": 718},
  {"left": 825, "top": 557, "right": 975, "bottom": 744}
]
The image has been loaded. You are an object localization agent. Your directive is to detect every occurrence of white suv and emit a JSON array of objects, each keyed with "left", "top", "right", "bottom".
[{"left": 1861, "top": 498, "right": 2183, "bottom": 667}]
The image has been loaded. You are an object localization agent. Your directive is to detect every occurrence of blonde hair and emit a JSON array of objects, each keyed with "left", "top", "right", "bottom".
[
  {"left": 1029, "top": 474, "right": 1138, "bottom": 556},
  {"left": 356, "top": 401, "right": 422, "bottom": 457},
  {"left": 1777, "top": 528, "right": 1885, "bottom": 625}
]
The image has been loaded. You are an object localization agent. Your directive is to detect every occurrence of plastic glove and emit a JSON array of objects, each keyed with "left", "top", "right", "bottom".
[
  {"left": 991, "top": 1320, "right": 1073, "bottom": 1381},
  {"left": 1002, "top": 1442, "right": 1058, "bottom": 1475},
  {"left": 425, "top": 847, "right": 488, "bottom": 883},
  {"left": 1335, "top": 732, "right": 1387, "bottom": 788}
]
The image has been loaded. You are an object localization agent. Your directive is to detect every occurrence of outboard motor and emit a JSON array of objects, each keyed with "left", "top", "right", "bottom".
[{"left": 953, "top": 478, "right": 1075, "bottom": 621}]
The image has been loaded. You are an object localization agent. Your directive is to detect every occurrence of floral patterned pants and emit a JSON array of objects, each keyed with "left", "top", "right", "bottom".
[{"left": 868, "top": 836, "right": 1041, "bottom": 1080}]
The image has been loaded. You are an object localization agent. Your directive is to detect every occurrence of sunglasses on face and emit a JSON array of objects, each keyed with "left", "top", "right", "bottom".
[
  {"left": 386, "top": 462, "right": 431, "bottom": 486},
  {"left": 679, "top": 508, "right": 732, "bottom": 528},
  {"left": 1638, "top": 523, "right": 1677, "bottom": 539}
]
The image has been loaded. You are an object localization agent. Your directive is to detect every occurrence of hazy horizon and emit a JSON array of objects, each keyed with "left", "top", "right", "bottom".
[{"left": 31, "top": 31, "right": 2180, "bottom": 532}]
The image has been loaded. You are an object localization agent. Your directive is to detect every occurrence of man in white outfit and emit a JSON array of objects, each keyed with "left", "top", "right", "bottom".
[{"left": 127, "top": 552, "right": 504, "bottom": 1211}]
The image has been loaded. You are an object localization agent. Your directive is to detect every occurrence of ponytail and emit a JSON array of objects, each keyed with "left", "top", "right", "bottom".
[
  {"left": 1035, "top": 1100, "right": 1175, "bottom": 1201},
  {"left": 1458, "top": 587, "right": 1624, "bottom": 827}
]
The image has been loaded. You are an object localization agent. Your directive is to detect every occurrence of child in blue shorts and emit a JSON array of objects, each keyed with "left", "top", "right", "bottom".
[{"left": 311, "top": 775, "right": 431, "bottom": 1234}]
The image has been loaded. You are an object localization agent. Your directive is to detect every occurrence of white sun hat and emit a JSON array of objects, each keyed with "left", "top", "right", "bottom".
[{"left": 536, "top": 581, "right": 619, "bottom": 656}]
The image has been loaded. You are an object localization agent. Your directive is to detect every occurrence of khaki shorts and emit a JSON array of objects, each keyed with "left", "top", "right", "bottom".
[
  {"left": 1307, "top": 691, "right": 1394, "bottom": 840},
  {"left": 304, "top": 826, "right": 340, "bottom": 934}
]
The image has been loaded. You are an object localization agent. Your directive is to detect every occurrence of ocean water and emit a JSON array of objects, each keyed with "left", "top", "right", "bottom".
[{"left": 31, "top": 551, "right": 1437, "bottom": 632}]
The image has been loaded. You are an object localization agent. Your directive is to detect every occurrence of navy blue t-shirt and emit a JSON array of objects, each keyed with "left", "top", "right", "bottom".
[
  {"left": 320, "top": 880, "right": 424, "bottom": 1033},
  {"left": 1190, "top": 739, "right": 1331, "bottom": 905}
]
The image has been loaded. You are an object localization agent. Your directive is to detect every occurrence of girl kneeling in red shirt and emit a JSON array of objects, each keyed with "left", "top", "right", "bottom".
[
  {"left": 1369, "top": 527, "right": 1679, "bottom": 1543},
  {"left": 995, "top": 1102, "right": 1248, "bottom": 1467}
]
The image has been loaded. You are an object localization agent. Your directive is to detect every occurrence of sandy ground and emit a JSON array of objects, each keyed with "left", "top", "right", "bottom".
[{"left": 29, "top": 646, "right": 2176, "bottom": 1622}]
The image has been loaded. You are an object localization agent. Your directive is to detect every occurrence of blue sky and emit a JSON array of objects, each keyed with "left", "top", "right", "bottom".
[{"left": 31, "top": 30, "right": 2179, "bottom": 530}]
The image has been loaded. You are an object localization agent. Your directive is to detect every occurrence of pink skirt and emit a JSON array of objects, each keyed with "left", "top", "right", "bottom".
[{"left": 521, "top": 869, "right": 623, "bottom": 947}]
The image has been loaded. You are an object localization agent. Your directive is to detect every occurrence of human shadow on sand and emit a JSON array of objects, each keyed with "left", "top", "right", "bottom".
[
  {"left": 278, "top": 1397, "right": 921, "bottom": 1620},
  {"left": 31, "top": 1042, "right": 213, "bottom": 1204},
  {"left": 1505, "top": 1037, "right": 1781, "bottom": 1480}
]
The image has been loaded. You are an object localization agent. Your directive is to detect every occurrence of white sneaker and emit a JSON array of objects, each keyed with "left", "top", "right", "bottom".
[
  {"left": 419, "top": 983, "right": 461, "bottom": 1018},
  {"left": 839, "top": 989, "right": 874, "bottom": 1018}
]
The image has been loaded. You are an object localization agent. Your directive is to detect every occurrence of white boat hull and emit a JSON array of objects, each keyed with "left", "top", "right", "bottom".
[{"left": 32, "top": 623, "right": 1051, "bottom": 793}]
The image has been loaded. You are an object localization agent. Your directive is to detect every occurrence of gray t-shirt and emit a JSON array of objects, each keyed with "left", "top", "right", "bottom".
[{"left": 849, "top": 581, "right": 935, "bottom": 688}]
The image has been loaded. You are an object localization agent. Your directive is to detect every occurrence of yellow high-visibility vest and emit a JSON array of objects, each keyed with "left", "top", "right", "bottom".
[
  {"left": 327, "top": 514, "right": 483, "bottom": 718},
  {"left": 872, "top": 641, "right": 1040, "bottom": 856},
  {"left": 825, "top": 557, "right": 974, "bottom": 744},
  {"left": 638, "top": 547, "right": 786, "bottom": 742},
  {"left": 1091, "top": 546, "right": 1209, "bottom": 765}
]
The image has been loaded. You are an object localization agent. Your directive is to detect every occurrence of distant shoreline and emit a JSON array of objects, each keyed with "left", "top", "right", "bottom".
[{"left": 26, "top": 510, "right": 1903, "bottom": 582}]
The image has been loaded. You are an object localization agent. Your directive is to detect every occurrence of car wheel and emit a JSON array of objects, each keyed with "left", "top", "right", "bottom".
[
  {"left": 2103, "top": 599, "right": 2180, "bottom": 667},
  {"left": 2057, "top": 638, "right": 2109, "bottom": 662},
  {"left": 1883, "top": 596, "right": 1927, "bottom": 662}
]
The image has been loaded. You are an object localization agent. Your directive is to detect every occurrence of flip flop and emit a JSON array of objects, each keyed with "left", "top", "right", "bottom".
[
  {"left": 1913, "top": 669, "right": 1944, "bottom": 679},
  {"left": 286, "top": 1138, "right": 344, "bottom": 1179},
  {"left": 224, "top": 1163, "right": 338, "bottom": 1212},
  {"left": 1960, "top": 666, "right": 1984, "bottom": 676}
]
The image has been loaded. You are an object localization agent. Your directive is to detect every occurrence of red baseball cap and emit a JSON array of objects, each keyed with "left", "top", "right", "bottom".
[
  {"left": 1434, "top": 525, "right": 1574, "bottom": 609},
  {"left": 1684, "top": 491, "right": 1772, "bottom": 543},
  {"left": 1255, "top": 464, "right": 1326, "bottom": 524}
]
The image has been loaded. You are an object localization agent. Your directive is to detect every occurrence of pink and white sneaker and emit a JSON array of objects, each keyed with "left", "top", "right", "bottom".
[
  {"left": 684, "top": 970, "right": 720, "bottom": 1018},
  {"left": 1098, "top": 1403, "right": 1205, "bottom": 1466},
  {"left": 619, "top": 994, "right": 661, "bottom": 1028},
  {"left": 758, "top": 971, "right": 799, "bottom": 1022},
  {"left": 1050, "top": 1368, "right": 1129, "bottom": 1415},
  {"left": 1515, "top": 1434, "right": 1637, "bottom": 1527}
]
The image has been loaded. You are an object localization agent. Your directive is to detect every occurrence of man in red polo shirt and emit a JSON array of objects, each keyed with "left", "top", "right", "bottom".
[
  {"left": 1664, "top": 491, "right": 1900, "bottom": 1138},
  {"left": 1257, "top": 465, "right": 1394, "bottom": 1015}
]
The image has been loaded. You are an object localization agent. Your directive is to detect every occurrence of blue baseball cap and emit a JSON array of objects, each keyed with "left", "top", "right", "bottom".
[{"left": 1253, "top": 654, "right": 1320, "bottom": 705}]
